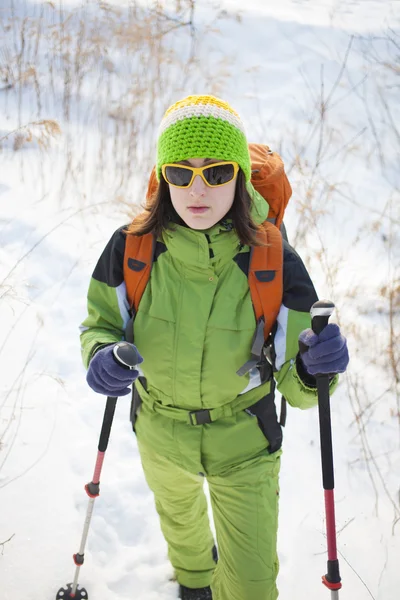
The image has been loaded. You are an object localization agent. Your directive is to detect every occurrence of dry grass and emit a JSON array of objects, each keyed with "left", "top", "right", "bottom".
[
  {"left": 0, "top": 0, "right": 231, "bottom": 208},
  {"left": 0, "top": 119, "right": 61, "bottom": 150}
]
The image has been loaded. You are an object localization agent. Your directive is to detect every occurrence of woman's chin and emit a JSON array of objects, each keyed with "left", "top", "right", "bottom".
[{"left": 182, "top": 213, "right": 218, "bottom": 230}]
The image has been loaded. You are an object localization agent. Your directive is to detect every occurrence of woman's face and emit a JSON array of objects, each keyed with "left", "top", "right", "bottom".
[{"left": 167, "top": 157, "right": 237, "bottom": 230}]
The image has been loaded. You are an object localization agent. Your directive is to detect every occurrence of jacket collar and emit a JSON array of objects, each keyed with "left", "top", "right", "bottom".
[
  {"left": 161, "top": 183, "right": 269, "bottom": 270},
  {"left": 246, "top": 181, "right": 270, "bottom": 225},
  {"left": 161, "top": 222, "right": 240, "bottom": 270}
]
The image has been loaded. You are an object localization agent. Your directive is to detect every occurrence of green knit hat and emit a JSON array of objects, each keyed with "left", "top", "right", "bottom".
[{"left": 156, "top": 94, "right": 251, "bottom": 181}]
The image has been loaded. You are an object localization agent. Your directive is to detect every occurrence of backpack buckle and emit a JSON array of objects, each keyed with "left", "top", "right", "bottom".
[
  {"left": 236, "top": 318, "right": 265, "bottom": 377},
  {"left": 189, "top": 409, "right": 212, "bottom": 425}
]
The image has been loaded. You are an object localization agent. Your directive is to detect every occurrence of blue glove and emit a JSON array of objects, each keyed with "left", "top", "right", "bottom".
[
  {"left": 299, "top": 323, "right": 349, "bottom": 376},
  {"left": 86, "top": 343, "right": 143, "bottom": 396}
]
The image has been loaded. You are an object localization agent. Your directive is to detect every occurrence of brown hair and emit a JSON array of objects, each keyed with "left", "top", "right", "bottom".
[{"left": 125, "top": 169, "right": 264, "bottom": 247}]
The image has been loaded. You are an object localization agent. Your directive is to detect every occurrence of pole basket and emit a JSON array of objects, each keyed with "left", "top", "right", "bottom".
[{"left": 56, "top": 583, "right": 89, "bottom": 599}]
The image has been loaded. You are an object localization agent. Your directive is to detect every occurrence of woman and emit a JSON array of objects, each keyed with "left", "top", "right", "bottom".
[{"left": 80, "top": 95, "right": 349, "bottom": 600}]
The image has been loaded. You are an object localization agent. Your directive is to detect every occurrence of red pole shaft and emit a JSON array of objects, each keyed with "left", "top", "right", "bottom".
[
  {"left": 324, "top": 489, "right": 338, "bottom": 560},
  {"left": 92, "top": 451, "right": 105, "bottom": 484}
]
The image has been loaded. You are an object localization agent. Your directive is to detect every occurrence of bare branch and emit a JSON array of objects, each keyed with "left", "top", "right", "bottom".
[{"left": 0, "top": 534, "right": 15, "bottom": 555}]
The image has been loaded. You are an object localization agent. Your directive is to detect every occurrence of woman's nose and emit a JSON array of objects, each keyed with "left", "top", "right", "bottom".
[{"left": 190, "top": 175, "right": 207, "bottom": 196}]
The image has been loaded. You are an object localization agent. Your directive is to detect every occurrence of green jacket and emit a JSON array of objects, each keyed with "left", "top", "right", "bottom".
[{"left": 80, "top": 186, "right": 336, "bottom": 413}]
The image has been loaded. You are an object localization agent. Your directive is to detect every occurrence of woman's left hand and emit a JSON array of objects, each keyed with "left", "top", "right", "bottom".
[{"left": 298, "top": 323, "right": 349, "bottom": 376}]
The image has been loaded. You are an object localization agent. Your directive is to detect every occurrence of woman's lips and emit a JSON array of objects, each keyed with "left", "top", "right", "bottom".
[{"left": 188, "top": 206, "right": 209, "bottom": 214}]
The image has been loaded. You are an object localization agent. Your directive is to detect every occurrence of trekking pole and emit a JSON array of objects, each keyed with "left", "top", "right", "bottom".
[
  {"left": 309, "top": 300, "right": 342, "bottom": 598},
  {"left": 56, "top": 342, "right": 140, "bottom": 600}
]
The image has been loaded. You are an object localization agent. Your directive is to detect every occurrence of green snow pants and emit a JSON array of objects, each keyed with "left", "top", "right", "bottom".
[{"left": 135, "top": 399, "right": 281, "bottom": 600}]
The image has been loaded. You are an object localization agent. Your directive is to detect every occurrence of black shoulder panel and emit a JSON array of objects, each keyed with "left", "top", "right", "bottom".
[
  {"left": 282, "top": 240, "right": 318, "bottom": 312},
  {"left": 154, "top": 241, "right": 167, "bottom": 263},
  {"left": 233, "top": 251, "right": 250, "bottom": 276},
  {"left": 92, "top": 226, "right": 128, "bottom": 287}
]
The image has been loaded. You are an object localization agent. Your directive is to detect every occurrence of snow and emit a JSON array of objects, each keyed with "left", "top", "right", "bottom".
[{"left": 0, "top": 1, "right": 399, "bottom": 599}]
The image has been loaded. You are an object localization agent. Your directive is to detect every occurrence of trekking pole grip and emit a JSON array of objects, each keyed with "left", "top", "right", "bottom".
[
  {"left": 310, "top": 300, "right": 335, "bottom": 490},
  {"left": 310, "top": 299, "right": 335, "bottom": 335},
  {"left": 98, "top": 342, "right": 140, "bottom": 452}
]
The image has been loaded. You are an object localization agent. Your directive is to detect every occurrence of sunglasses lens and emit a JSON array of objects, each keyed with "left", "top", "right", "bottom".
[
  {"left": 204, "top": 163, "right": 235, "bottom": 186},
  {"left": 164, "top": 163, "right": 236, "bottom": 187},
  {"left": 164, "top": 166, "right": 193, "bottom": 187}
]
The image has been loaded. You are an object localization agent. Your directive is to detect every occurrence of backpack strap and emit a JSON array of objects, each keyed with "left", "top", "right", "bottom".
[
  {"left": 250, "top": 221, "right": 283, "bottom": 339},
  {"left": 237, "top": 221, "right": 283, "bottom": 376},
  {"left": 123, "top": 232, "right": 156, "bottom": 315}
]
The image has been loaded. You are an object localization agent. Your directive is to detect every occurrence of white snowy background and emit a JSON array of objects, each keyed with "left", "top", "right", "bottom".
[{"left": 0, "top": 1, "right": 399, "bottom": 599}]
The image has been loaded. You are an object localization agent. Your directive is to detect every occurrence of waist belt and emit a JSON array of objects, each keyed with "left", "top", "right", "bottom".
[
  {"left": 144, "top": 384, "right": 272, "bottom": 426},
  {"left": 131, "top": 378, "right": 282, "bottom": 453}
]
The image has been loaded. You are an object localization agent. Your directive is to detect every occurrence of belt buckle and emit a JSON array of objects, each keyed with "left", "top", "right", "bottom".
[{"left": 189, "top": 409, "right": 212, "bottom": 425}]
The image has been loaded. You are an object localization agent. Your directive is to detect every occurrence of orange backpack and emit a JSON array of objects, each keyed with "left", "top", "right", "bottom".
[{"left": 123, "top": 144, "right": 292, "bottom": 353}]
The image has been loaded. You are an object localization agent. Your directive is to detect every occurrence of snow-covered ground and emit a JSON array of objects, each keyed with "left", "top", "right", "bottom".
[{"left": 0, "top": 1, "right": 399, "bottom": 599}]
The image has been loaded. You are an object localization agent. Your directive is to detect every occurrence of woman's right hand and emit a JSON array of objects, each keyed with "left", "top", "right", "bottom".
[{"left": 86, "top": 343, "right": 143, "bottom": 396}]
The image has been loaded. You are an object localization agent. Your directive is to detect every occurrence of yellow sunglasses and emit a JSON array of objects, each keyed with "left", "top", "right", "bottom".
[{"left": 161, "top": 161, "right": 239, "bottom": 188}]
